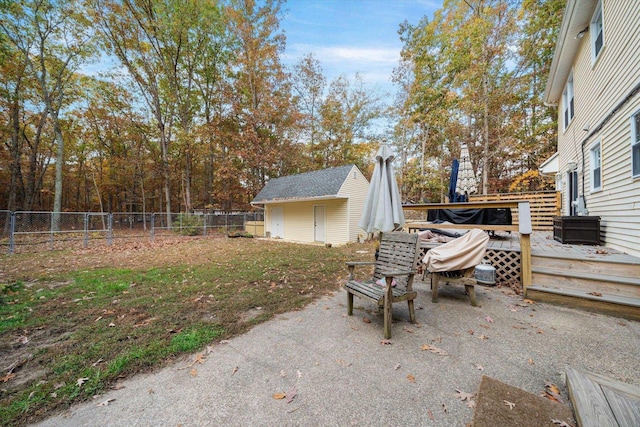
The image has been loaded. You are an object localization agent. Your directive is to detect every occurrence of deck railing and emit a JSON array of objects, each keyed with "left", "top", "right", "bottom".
[
  {"left": 403, "top": 201, "right": 533, "bottom": 293},
  {"left": 469, "top": 191, "right": 561, "bottom": 231}
]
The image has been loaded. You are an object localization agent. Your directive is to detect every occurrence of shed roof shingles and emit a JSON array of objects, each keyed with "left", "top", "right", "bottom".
[{"left": 252, "top": 165, "right": 357, "bottom": 203}]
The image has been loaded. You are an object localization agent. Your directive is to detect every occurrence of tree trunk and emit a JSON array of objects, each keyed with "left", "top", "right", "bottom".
[{"left": 52, "top": 116, "right": 65, "bottom": 231}]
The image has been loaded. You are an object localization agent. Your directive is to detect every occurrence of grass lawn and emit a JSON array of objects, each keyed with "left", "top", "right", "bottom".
[{"left": 0, "top": 236, "right": 372, "bottom": 426}]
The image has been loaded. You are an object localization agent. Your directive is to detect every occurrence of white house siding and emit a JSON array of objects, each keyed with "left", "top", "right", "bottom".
[
  {"left": 324, "top": 199, "right": 350, "bottom": 245},
  {"left": 336, "top": 165, "right": 370, "bottom": 242},
  {"left": 556, "top": 1, "right": 640, "bottom": 256},
  {"left": 265, "top": 199, "right": 350, "bottom": 245},
  {"left": 281, "top": 202, "right": 315, "bottom": 243}
]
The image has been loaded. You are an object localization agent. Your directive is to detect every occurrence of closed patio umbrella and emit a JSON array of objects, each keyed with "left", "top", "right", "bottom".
[
  {"left": 455, "top": 144, "right": 477, "bottom": 198},
  {"left": 448, "top": 158, "right": 460, "bottom": 203},
  {"left": 358, "top": 145, "right": 405, "bottom": 233}
]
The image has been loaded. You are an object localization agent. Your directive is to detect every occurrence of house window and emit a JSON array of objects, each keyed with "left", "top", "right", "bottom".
[
  {"left": 591, "top": 1, "right": 604, "bottom": 62},
  {"left": 633, "top": 110, "right": 640, "bottom": 178},
  {"left": 590, "top": 141, "right": 602, "bottom": 191},
  {"left": 562, "top": 73, "right": 574, "bottom": 130}
]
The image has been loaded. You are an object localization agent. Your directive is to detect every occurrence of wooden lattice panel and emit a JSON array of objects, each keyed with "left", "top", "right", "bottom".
[
  {"left": 417, "top": 244, "right": 521, "bottom": 286},
  {"left": 486, "top": 249, "right": 521, "bottom": 284}
]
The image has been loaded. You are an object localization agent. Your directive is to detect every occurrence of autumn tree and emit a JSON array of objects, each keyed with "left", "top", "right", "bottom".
[
  {"left": 291, "top": 53, "right": 326, "bottom": 150},
  {"left": 396, "top": 0, "right": 562, "bottom": 196},
  {"left": 1, "top": 0, "right": 95, "bottom": 228},
  {"left": 313, "top": 74, "right": 383, "bottom": 172},
  {"left": 512, "top": 0, "right": 563, "bottom": 175},
  {"left": 224, "top": 0, "right": 301, "bottom": 208}
]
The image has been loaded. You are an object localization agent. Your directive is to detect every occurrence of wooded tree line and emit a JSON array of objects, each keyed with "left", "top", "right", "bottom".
[
  {"left": 394, "top": 0, "right": 563, "bottom": 202},
  {"left": 1, "top": 0, "right": 563, "bottom": 219}
]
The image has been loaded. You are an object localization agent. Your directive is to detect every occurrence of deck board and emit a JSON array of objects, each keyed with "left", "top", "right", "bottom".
[
  {"left": 484, "top": 231, "right": 640, "bottom": 263},
  {"left": 566, "top": 367, "right": 640, "bottom": 427}
]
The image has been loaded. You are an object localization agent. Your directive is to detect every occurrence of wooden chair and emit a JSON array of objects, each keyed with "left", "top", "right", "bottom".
[
  {"left": 345, "top": 232, "right": 420, "bottom": 339},
  {"left": 431, "top": 268, "right": 478, "bottom": 306},
  {"left": 423, "top": 229, "right": 489, "bottom": 307}
]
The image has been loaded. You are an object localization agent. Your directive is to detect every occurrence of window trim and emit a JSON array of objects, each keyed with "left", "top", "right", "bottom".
[
  {"left": 632, "top": 109, "right": 640, "bottom": 179},
  {"left": 590, "top": 0, "right": 604, "bottom": 64},
  {"left": 562, "top": 73, "right": 575, "bottom": 131},
  {"left": 590, "top": 140, "right": 602, "bottom": 192}
]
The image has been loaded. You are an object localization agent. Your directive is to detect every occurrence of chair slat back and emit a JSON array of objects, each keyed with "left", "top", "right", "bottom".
[{"left": 373, "top": 232, "right": 420, "bottom": 288}]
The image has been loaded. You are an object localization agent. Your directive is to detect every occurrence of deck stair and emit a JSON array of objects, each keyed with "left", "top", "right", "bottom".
[{"left": 528, "top": 250, "right": 640, "bottom": 320}]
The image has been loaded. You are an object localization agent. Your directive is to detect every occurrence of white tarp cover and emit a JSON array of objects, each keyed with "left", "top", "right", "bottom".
[
  {"left": 358, "top": 145, "right": 405, "bottom": 233},
  {"left": 423, "top": 229, "right": 489, "bottom": 273}
]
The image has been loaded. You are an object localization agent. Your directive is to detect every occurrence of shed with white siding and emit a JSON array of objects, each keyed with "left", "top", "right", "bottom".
[
  {"left": 543, "top": 0, "right": 640, "bottom": 257},
  {"left": 251, "top": 165, "right": 369, "bottom": 245}
]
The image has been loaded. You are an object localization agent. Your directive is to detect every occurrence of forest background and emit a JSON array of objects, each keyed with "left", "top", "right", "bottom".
[{"left": 0, "top": 0, "right": 563, "bottom": 222}]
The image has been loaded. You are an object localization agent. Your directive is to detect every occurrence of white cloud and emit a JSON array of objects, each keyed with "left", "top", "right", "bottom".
[{"left": 287, "top": 43, "right": 399, "bottom": 65}]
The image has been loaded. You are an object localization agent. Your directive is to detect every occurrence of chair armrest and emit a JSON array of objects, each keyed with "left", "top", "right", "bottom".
[
  {"left": 346, "top": 261, "right": 376, "bottom": 267},
  {"left": 380, "top": 269, "right": 415, "bottom": 277},
  {"left": 346, "top": 261, "right": 376, "bottom": 280}
]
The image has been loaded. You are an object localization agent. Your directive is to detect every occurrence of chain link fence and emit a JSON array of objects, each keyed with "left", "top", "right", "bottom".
[{"left": 0, "top": 211, "right": 263, "bottom": 254}]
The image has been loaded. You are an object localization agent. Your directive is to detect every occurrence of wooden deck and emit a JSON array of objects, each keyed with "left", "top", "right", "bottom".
[
  {"left": 482, "top": 230, "right": 640, "bottom": 263},
  {"left": 566, "top": 367, "right": 640, "bottom": 427}
]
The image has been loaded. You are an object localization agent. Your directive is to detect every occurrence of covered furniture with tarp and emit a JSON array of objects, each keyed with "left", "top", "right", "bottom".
[
  {"left": 345, "top": 232, "right": 420, "bottom": 339},
  {"left": 423, "top": 229, "right": 490, "bottom": 306}
]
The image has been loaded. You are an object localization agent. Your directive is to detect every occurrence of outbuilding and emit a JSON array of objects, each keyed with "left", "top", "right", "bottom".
[{"left": 251, "top": 165, "right": 369, "bottom": 245}]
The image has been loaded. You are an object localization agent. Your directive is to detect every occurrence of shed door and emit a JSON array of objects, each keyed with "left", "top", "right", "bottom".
[
  {"left": 314, "top": 205, "right": 325, "bottom": 243},
  {"left": 271, "top": 206, "right": 284, "bottom": 238}
]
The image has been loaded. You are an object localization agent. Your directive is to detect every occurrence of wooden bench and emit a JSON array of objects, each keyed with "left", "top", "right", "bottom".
[{"left": 345, "top": 232, "right": 420, "bottom": 339}]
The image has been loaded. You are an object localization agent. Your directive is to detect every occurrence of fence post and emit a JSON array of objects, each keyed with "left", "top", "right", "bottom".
[
  {"left": 150, "top": 213, "right": 155, "bottom": 243},
  {"left": 9, "top": 211, "right": 16, "bottom": 254},
  {"left": 107, "top": 213, "right": 113, "bottom": 245},
  {"left": 243, "top": 213, "right": 247, "bottom": 234},
  {"left": 83, "top": 213, "right": 89, "bottom": 249},
  {"left": 203, "top": 213, "right": 207, "bottom": 237},
  {"left": 49, "top": 212, "right": 54, "bottom": 250}
]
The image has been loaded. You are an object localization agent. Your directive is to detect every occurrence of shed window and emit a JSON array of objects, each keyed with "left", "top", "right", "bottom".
[
  {"left": 591, "top": 1, "right": 604, "bottom": 62},
  {"left": 562, "top": 73, "right": 574, "bottom": 130},
  {"left": 590, "top": 141, "right": 601, "bottom": 191},
  {"left": 632, "top": 110, "right": 640, "bottom": 178}
]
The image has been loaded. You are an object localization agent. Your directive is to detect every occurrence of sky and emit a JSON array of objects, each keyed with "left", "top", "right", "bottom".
[{"left": 280, "top": 0, "right": 442, "bottom": 97}]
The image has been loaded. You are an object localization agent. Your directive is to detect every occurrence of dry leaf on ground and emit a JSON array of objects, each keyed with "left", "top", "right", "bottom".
[
  {"left": 407, "top": 374, "right": 416, "bottom": 383},
  {"left": 542, "top": 382, "right": 564, "bottom": 403},
  {"left": 190, "top": 368, "right": 197, "bottom": 377},
  {"left": 363, "top": 317, "right": 371, "bottom": 323},
  {"left": 503, "top": 400, "right": 515, "bottom": 409},
  {"left": 96, "top": 398, "right": 115, "bottom": 407},
  {"left": 455, "top": 389, "right": 475, "bottom": 402},
  {"left": 286, "top": 385, "right": 297, "bottom": 403},
  {"left": 76, "top": 377, "right": 89, "bottom": 387},
  {"left": 380, "top": 339, "right": 392, "bottom": 345},
  {"left": 273, "top": 392, "right": 286, "bottom": 400},
  {"left": 1, "top": 373, "right": 16, "bottom": 383},
  {"left": 485, "top": 316, "right": 494, "bottom": 323},
  {"left": 551, "top": 419, "right": 573, "bottom": 427},
  {"left": 421, "top": 344, "right": 447, "bottom": 355}
]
